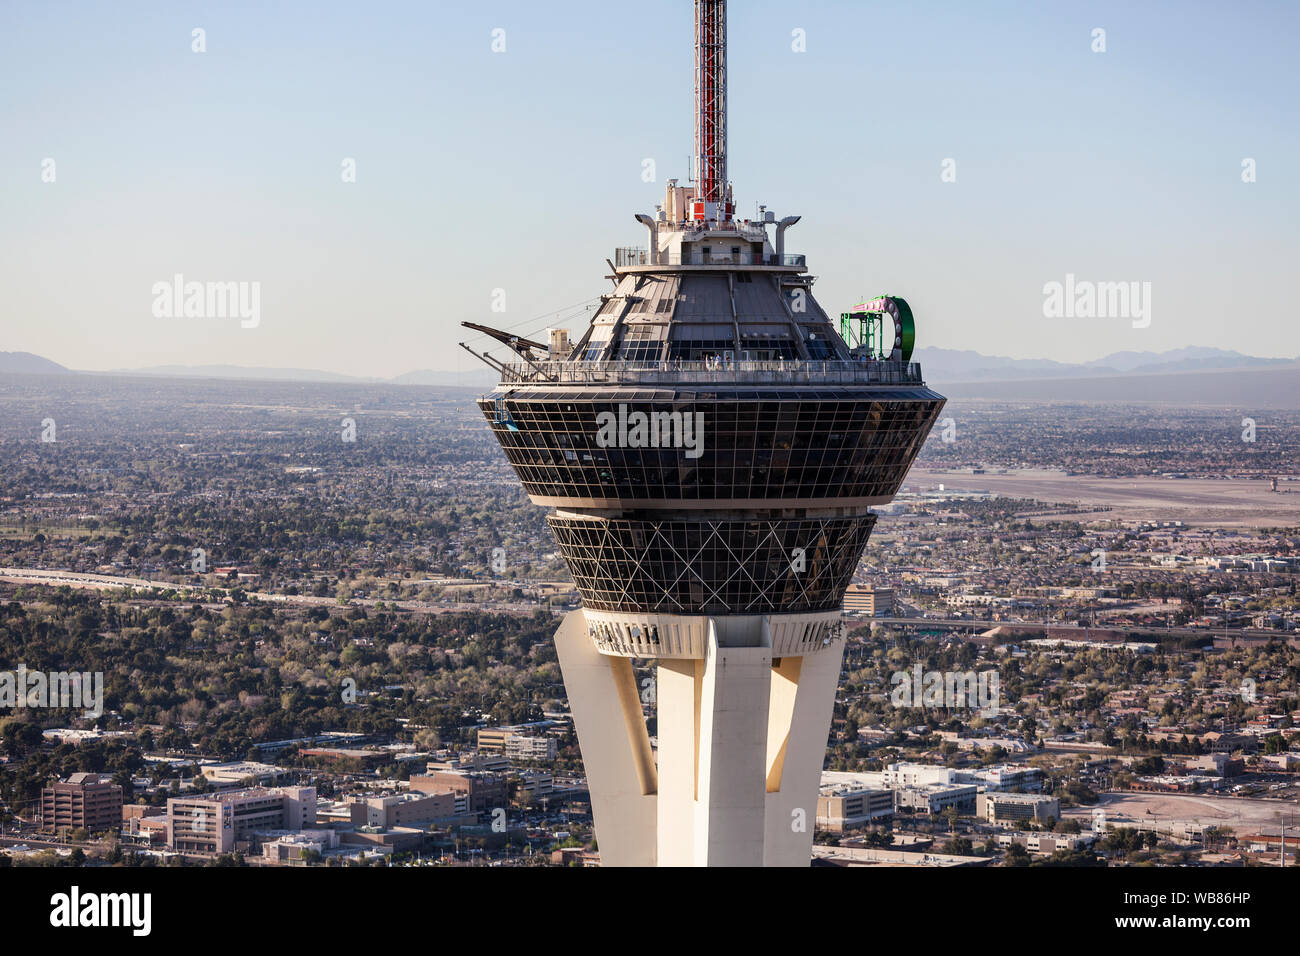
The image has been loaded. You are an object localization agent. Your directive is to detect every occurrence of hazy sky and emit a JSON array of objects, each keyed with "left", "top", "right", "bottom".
[{"left": 2, "top": 0, "right": 1297, "bottom": 379}]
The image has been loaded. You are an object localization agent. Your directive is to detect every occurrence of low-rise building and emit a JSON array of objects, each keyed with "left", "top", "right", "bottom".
[
  {"left": 817, "top": 784, "right": 895, "bottom": 832},
  {"left": 261, "top": 830, "right": 340, "bottom": 864},
  {"left": 477, "top": 726, "right": 559, "bottom": 762},
  {"left": 969, "top": 765, "right": 1045, "bottom": 792},
  {"left": 895, "top": 783, "right": 977, "bottom": 815},
  {"left": 505, "top": 735, "right": 558, "bottom": 762},
  {"left": 121, "top": 804, "right": 169, "bottom": 845},
  {"left": 168, "top": 786, "right": 317, "bottom": 855},
  {"left": 200, "top": 761, "right": 288, "bottom": 789},
  {"left": 843, "top": 585, "right": 894, "bottom": 617},
  {"left": 977, "top": 792, "right": 1060, "bottom": 824},
  {"left": 409, "top": 770, "right": 507, "bottom": 815},
  {"left": 995, "top": 831, "right": 1095, "bottom": 855},
  {"left": 347, "top": 792, "right": 457, "bottom": 828},
  {"left": 514, "top": 770, "right": 554, "bottom": 804},
  {"left": 426, "top": 751, "right": 510, "bottom": 774},
  {"left": 1185, "top": 753, "right": 1244, "bottom": 777}
]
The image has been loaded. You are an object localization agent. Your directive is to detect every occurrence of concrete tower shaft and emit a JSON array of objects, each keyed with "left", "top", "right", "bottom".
[{"left": 469, "top": 0, "right": 945, "bottom": 867}]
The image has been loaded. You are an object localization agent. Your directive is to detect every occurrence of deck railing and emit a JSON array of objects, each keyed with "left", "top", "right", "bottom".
[{"left": 496, "top": 358, "right": 925, "bottom": 386}]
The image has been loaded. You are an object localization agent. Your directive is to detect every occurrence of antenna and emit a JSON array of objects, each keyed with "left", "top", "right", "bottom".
[{"left": 693, "top": 0, "right": 729, "bottom": 219}]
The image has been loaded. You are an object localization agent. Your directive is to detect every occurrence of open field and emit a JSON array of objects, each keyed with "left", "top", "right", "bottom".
[
  {"left": 1063, "top": 792, "right": 1297, "bottom": 834},
  {"left": 910, "top": 468, "right": 1300, "bottom": 528}
]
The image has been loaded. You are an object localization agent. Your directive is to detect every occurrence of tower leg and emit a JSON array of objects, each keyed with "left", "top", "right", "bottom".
[
  {"left": 763, "top": 638, "right": 846, "bottom": 865},
  {"left": 553, "top": 610, "right": 657, "bottom": 866},
  {"left": 657, "top": 625, "right": 772, "bottom": 866},
  {"left": 555, "top": 609, "right": 844, "bottom": 867}
]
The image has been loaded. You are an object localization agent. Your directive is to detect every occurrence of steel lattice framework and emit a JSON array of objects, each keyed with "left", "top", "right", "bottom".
[
  {"left": 694, "top": 0, "right": 727, "bottom": 211},
  {"left": 547, "top": 514, "right": 877, "bottom": 615}
]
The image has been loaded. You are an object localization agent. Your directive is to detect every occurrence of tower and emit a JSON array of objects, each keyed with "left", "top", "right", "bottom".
[{"left": 470, "top": 0, "right": 944, "bottom": 866}]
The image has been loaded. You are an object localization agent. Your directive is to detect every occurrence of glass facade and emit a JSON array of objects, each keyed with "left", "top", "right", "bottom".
[
  {"left": 666, "top": 340, "right": 737, "bottom": 360},
  {"left": 478, "top": 388, "right": 944, "bottom": 504}
]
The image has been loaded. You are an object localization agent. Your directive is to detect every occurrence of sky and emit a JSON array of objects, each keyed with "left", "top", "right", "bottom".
[{"left": 1, "top": 0, "right": 1297, "bottom": 379}]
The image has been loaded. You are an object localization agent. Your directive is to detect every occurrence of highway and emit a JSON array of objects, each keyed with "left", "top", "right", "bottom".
[
  {"left": 2, "top": 567, "right": 1292, "bottom": 641},
  {"left": 0, "top": 567, "right": 555, "bottom": 618},
  {"left": 852, "top": 616, "right": 1294, "bottom": 643}
]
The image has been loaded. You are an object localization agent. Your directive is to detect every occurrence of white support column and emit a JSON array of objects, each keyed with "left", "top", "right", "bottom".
[
  {"left": 557, "top": 609, "right": 843, "bottom": 867},
  {"left": 553, "top": 610, "right": 657, "bottom": 866},
  {"left": 692, "top": 624, "right": 772, "bottom": 865},
  {"left": 762, "top": 638, "right": 846, "bottom": 866},
  {"left": 657, "top": 626, "right": 774, "bottom": 866},
  {"left": 654, "top": 657, "right": 698, "bottom": 866}
]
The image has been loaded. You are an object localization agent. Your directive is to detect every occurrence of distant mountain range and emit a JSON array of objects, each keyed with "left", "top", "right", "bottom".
[
  {"left": 3, "top": 347, "right": 1297, "bottom": 391},
  {"left": 0, "top": 351, "right": 69, "bottom": 375},
  {"left": 912, "top": 346, "right": 1299, "bottom": 382}
]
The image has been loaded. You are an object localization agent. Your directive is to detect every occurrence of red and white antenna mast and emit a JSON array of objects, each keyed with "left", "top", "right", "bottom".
[{"left": 693, "top": 0, "right": 730, "bottom": 220}]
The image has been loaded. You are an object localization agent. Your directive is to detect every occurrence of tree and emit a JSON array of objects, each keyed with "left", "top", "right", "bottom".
[
  {"left": 942, "top": 837, "right": 973, "bottom": 856},
  {"left": 1004, "top": 843, "right": 1031, "bottom": 866}
]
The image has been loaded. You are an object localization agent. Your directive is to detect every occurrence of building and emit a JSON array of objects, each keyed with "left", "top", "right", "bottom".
[
  {"left": 40, "top": 773, "right": 123, "bottom": 834},
  {"left": 200, "top": 761, "right": 287, "bottom": 789},
  {"left": 477, "top": 727, "right": 559, "bottom": 762},
  {"left": 896, "top": 783, "right": 978, "bottom": 816},
  {"left": 347, "top": 792, "right": 457, "bottom": 829},
  {"left": 167, "top": 786, "right": 316, "bottom": 855},
  {"left": 121, "top": 804, "right": 169, "bottom": 845},
  {"left": 1185, "top": 753, "right": 1245, "bottom": 777},
  {"left": 514, "top": 770, "right": 555, "bottom": 805},
  {"left": 505, "top": 734, "right": 558, "bottom": 762},
  {"left": 995, "top": 831, "right": 1095, "bottom": 856},
  {"left": 261, "top": 831, "right": 340, "bottom": 864},
  {"left": 877, "top": 763, "right": 958, "bottom": 788},
  {"left": 977, "top": 792, "right": 1061, "bottom": 825},
  {"left": 475, "top": 728, "right": 514, "bottom": 753},
  {"left": 426, "top": 751, "right": 510, "bottom": 774},
  {"left": 470, "top": 0, "right": 942, "bottom": 867},
  {"left": 551, "top": 847, "right": 601, "bottom": 867},
  {"left": 1261, "top": 752, "right": 1300, "bottom": 771},
  {"left": 477, "top": 724, "right": 560, "bottom": 761},
  {"left": 409, "top": 770, "right": 507, "bottom": 815},
  {"left": 817, "top": 784, "right": 895, "bottom": 832},
  {"left": 970, "top": 765, "right": 1045, "bottom": 792},
  {"left": 843, "top": 585, "right": 893, "bottom": 617}
]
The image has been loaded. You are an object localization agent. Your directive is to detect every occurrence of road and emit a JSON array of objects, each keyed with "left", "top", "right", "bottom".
[
  {"left": 853, "top": 615, "right": 1292, "bottom": 643},
  {"left": 0, "top": 567, "right": 557, "bottom": 618}
]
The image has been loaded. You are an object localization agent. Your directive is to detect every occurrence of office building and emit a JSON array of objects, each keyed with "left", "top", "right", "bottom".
[
  {"left": 40, "top": 773, "right": 123, "bottom": 834},
  {"left": 977, "top": 792, "right": 1061, "bottom": 824},
  {"left": 168, "top": 786, "right": 316, "bottom": 854},
  {"left": 817, "top": 784, "right": 895, "bottom": 832}
]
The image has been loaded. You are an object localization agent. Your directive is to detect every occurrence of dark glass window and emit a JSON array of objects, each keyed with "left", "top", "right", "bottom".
[
  {"left": 612, "top": 340, "right": 663, "bottom": 362},
  {"left": 667, "top": 339, "right": 736, "bottom": 360}
]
